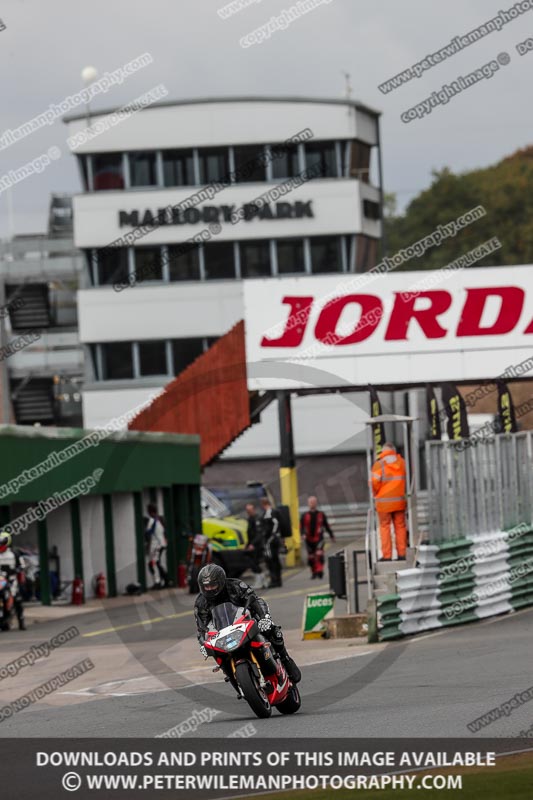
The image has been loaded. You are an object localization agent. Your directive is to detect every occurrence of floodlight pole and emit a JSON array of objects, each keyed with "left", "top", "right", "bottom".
[{"left": 277, "top": 391, "right": 301, "bottom": 566}]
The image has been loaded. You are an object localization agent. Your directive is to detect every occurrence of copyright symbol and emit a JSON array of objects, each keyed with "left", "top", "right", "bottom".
[
  {"left": 48, "top": 146, "right": 61, "bottom": 160},
  {"left": 62, "top": 772, "right": 82, "bottom": 792},
  {"left": 497, "top": 51, "right": 510, "bottom": 65},
  {"left": 209, "top": 222, "right": 221, "bottom": 235}
]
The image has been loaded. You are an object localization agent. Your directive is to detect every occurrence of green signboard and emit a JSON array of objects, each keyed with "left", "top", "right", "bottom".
[{"left": 301, "top": 591, "right": 335, "bottom": 639}]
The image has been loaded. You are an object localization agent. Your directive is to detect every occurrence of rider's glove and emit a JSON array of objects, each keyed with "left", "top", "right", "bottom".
[
  {"left": 200, "top": 644, "right": 208, "bottom": 659},
  {"left": 257, "top": 615, "right": 272, "bottom": 633}
]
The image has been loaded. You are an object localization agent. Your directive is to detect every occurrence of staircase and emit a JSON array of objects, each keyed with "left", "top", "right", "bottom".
[
  {"left": 372, "top": 547, "right": 417, "bottom": 597},
  {"left": 6, "top": 283, "right": 50, "bottom": 330},
  {"left": 321, "top": 494, "right": 430, "bottom": 607},
  {"left": 321, "top": 492, "right": 429, "bottom": 543},
  {"left": 11, "top": 377, "right": 55, "bottom": 424},
  {"left": 370, "top": 493, "right": 430, "bottom": 600}
]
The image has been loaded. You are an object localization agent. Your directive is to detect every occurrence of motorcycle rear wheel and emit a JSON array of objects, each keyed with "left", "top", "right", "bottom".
[
  {"left": 276, "top": 684, "right": 301, "bottom": 714},
  {"left": 235, "top": 662, "right": 272, "bottom": 719}
]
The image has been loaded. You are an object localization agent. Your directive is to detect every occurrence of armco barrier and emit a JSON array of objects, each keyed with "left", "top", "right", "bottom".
[{"left": 377, "top": 526, "right": 533, "bottom": 640}]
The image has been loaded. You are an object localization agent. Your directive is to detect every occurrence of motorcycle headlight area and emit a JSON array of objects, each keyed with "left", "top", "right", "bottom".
[{"left": 215, "top": 633, "right": 242, "bottom": 650}]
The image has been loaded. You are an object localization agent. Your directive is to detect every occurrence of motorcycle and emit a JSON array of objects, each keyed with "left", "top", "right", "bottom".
[
  {"left": 203, "top": 601, "right": 301, "bottom": 719},
  {"left": 0, "top": 572, "right": 16, "bottom": 632}
]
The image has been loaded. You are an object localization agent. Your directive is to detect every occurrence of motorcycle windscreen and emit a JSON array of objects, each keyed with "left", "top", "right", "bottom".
[{"left": 211, "top": 602, "right": 244, "bottom": 630}]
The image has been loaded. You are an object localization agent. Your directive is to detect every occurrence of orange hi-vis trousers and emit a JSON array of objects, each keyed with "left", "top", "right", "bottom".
[{"left": 378, "top": 510, "right": 407, "bottom": 560}]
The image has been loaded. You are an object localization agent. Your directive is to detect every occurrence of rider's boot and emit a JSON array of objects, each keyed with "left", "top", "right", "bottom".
[
  {"left": 269, "top": 625, "right": 302, "bottom": 683},
  {"left": 16, "top": 599, "right": 26, "bottom": 631},
  {"left": 278, "top": 649, "right": 302, "bottom": 683}
]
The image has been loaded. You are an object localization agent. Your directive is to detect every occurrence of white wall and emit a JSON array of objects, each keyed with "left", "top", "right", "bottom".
[
  {"left": 355, "top": 110, "right": 379, "bottom": 147},
  {"left": 10, "top": 504, "right": 75, "bottom": 597},
  {"left": 112, "top": 493, "right": 138, "bottom": 592},
  {"left": 79, "top": 281, "right": 242, "bottom": 343},
  {"left": 46, "top": 504, "right": 74, "bottom": 587},
  {"left": 73, "top": 179, "right": 364, "bottom": 248},
  {"left": 82, "top": 386, "right": 163, "bottom": 429},
  {"left": 223, "top": 392, "right": 369, "bottom": 458},
  {"left": 66, "top": 99, "right": 378, "bottom": 154},
  {"left": 80, "top": 495, "right": 106, "bottom": 598},
  {"left": 10, "top": 504, "right": 37, "bottom": 552}
]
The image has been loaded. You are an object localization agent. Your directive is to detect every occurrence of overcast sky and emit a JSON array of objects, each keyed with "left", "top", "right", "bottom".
[{"left": 0, "top": 0, "right": 532, "bottom": 237}]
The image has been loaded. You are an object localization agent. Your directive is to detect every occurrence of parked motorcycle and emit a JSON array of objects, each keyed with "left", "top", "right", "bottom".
[{"left": 203, "top": 601, "right": 301, "bottom": 719}]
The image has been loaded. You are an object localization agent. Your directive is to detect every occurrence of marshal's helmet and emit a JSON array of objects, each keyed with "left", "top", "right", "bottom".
[
  {"left": 197, "top": 564, "right": 226, "bottom": 598},
  {"left": 0, "top": 532, "right": 12, "bottom": 554}
]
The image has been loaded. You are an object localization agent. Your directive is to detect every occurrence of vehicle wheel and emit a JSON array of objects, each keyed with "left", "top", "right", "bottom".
[
  {"left": 235, "top": 661, "right": 272, "bottom": 719},
  {"left": 276, "top": 684, "right": 301, "bottom": 714}
]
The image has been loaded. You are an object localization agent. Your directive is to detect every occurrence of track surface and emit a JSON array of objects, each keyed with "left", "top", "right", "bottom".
[{"left": 1, "top": 550, "right": 532, "bottom": 740}]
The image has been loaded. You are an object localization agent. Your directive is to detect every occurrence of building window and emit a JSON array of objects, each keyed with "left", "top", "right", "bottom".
[
  {"left": 138, "top": 340, "right": 168, "bottom": 376},
  {"left": 305, "top": 141, "right": 338, "bottom": 178},
  {"left": 78, "top": 155, "right": 90, "bottom": 190},
  {"left": 163, "top": 149, "right": 195, "bottom": 187},
  {"left": 92, "top": 153, "right": 124, "bottom": 190},
  {"left": 172, "top": 338, "right": 204, "bottom": 374},
  {"left": 309, "top": 236, "right": 343, "bottom": 273},
  {"left": 167, "top": 243, "right": 201, "bottom": 281},
  {"left": 271, "top": 143, "right": 300, "bottom": 179},
  {"left": 129, "top": 151, "right": 157, "bottom": 187},
  {"left": 89, "top": 344, "right": 99, "bottom": 379},
  {"left": 355, "top": 234, "right": 379, "bottom": 272},
  {"left": 239, "top": 240, "right": 271, "bottom": 277},
  {"left": 96, "top": 248, "right": 128, "bottom": 285},
  {"left": 102, "top": 342, "right": 134, "bottom": 380},
  {"left": 348, "top": 140, "right": 371, "bottom": 182},
  {"left": 134, "top": 247, "right": 163, "bottom": 282},
  {"left": 363, "top": 199, "right": 381, "bottom": 220},
  {"left": 233, "top": 145, "right": 266, "bottom": 183},
  {"left": 276, "top": 238, "right": 306, "bottom": 274},
  {"left": 203, "top": 242, "right": 235, "bottom": 280},
  {"left": 198, "top": 148, "right": 230, "bottom": 184}
]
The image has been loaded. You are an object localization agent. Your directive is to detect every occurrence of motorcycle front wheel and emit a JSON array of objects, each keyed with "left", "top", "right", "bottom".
[{"left": 235, "top": 661, "right": 272, "bottom": 719}]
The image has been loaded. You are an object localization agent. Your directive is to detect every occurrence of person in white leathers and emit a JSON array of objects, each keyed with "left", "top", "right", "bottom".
[
  {"left": 145, "top": 504, "right": 168, "bottom": 589},
  {"left": 0, "top": 532, "right": 26, "bottom": 630}
]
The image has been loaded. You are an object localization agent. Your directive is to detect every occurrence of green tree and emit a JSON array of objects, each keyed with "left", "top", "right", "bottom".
[{"left": 384, "top": 147, "right": 533, "bottom": 270}]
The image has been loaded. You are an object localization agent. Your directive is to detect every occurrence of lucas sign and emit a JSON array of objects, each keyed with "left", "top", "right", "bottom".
[
  {"left": 301, "top": 591, "right": 335, "bottom": 640},
  {"left": 243, "top": 265, "right": 533, "bottom": 390}
]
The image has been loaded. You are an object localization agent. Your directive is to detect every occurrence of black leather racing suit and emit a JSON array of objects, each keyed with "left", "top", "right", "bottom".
[{"left": 194, "top": 578, "right": 287, "bottom": 658}]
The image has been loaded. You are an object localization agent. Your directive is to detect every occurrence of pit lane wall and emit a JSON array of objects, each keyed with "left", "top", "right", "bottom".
[{"left": 377, "top": 523, "right": 533, "bottom": 640}]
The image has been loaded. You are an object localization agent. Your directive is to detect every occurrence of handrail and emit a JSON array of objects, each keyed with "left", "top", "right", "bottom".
[{"left": 365, "top": 508, "right": 374, "bottom": 600}]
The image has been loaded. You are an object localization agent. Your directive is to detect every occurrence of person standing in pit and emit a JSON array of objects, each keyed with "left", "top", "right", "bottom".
[
  {"left": 260, "top": 497, "right": 282, "bottom": 589},
  {"left": 300, "top": 496, "right": 336, "bottom": 579}
]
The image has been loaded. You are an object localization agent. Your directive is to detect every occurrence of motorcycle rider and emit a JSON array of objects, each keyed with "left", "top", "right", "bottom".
[
  {"left": 194, "top": 563, "right": 301, "bottom": 683},
  {"left": 0, "top": 532, "right": 26, "bottom": 631}
]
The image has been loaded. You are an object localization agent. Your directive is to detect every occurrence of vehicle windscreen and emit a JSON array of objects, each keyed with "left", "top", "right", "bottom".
[{"left": 211, "top": 602, "right": 243, "bottom": 630}]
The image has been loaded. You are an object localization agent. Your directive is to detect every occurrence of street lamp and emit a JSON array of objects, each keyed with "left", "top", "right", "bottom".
[{"left": 81, "top": 65, "right": 98, "bottom": 128}]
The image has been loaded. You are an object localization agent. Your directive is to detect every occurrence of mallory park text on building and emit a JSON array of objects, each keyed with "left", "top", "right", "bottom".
[{"left": 118, "top": 200, "right": 314, "bottom": 227}]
